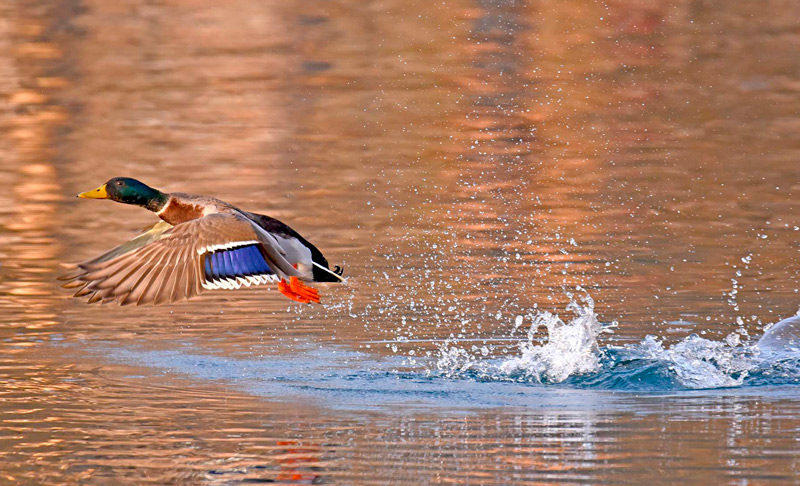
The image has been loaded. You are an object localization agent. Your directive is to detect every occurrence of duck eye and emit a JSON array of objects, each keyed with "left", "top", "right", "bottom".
[{"left": 116, "top": 181, "right": 123, "bottom": 186}]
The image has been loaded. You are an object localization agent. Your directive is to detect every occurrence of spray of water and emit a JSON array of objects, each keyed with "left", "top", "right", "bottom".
[
  {"left": 430, "top": 293, "right": 800, "bottom": 390},
  {"left": 433, "top": 294, "right": 611, "bottom": 384}
]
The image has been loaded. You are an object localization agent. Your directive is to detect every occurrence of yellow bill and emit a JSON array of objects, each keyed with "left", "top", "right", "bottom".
[{"left": 77, "top": 184, "right": 108, "bottom": 199}]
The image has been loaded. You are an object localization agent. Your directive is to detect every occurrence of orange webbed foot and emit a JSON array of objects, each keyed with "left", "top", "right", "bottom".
[{"left": 277, "top": 277, "right": 320, "bottom": 304}]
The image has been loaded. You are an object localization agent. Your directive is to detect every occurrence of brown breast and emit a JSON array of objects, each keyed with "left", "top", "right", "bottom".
[{"left": 157, "top": 198, "right": 206, "bottom": 225}]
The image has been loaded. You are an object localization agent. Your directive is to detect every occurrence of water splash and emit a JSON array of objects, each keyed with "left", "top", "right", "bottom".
[
  {"left": 63, "top": 294, "right": 800, "bottom": 413},
  {"left": 618, "top": 334, "right": 756, "bottom": 389},
  {"left": 498, "top": 297, "right": 606, "bottom": 383},
  {"left": 757, "top": 312, "right": 800, "bottom": 357},
  {"left": 432, "top": 294, "right": 800, "bottom": 390},
  {"left": 433, "top": 295, "right": 612, "bottom": 383}
]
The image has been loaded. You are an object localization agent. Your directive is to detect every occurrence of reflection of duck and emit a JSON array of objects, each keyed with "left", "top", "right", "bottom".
[{"left": 61, "top": 177, "right": 343, "bottom": 305}]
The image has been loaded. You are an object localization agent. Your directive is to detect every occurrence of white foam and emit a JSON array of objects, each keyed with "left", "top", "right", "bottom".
[
  {"left": 633, "top": 333, "right": 757, "bottom": 389},
  {"left": 497, "top": 296, "right": 605, "bottom": 383},
  {"left": 434, "top": 295, "right": 608, "bottom": 383}
]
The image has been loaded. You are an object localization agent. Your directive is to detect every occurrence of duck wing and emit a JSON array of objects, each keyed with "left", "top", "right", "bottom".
[
  {"left": 61, "top": 213, "right": 304, "bottom": 306},
  {"left": 62, "top": 220, "right": 174, "bottom": 269}
]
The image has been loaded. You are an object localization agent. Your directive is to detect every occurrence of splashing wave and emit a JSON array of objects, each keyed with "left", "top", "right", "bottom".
[
  {"left": 432, "top": 297, "right": 800, "bottom": 390},
  {"left": 74, "top": 296, "right": 800, "bottom": 412}
]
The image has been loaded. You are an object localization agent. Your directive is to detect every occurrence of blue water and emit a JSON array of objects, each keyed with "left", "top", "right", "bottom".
[
  {"left": 568, "top": 346, "right": 800, "bottom": 390},
  {"left": 71, "top": 312, "right": 800, "bottom": 411}
]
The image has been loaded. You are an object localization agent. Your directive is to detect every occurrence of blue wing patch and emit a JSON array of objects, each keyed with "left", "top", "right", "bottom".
[{"left": 202, "top": 244, "right": 275, "bottom": 289}]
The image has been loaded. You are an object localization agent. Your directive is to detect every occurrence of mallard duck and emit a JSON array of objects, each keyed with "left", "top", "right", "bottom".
[{"left": 61, "top": 177, "right": 344, "bottom": 305}]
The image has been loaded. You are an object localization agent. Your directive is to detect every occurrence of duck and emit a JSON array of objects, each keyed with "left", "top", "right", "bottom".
[{"left": 60, "top": 177, "right": 344, "bottom": 305}]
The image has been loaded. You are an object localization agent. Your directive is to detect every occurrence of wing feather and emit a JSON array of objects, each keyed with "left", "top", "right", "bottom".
[
  {"left": 168, "top": 245, "right": 189, "bottom": 303},
  {"left": 135, "top": 249, "right": 176, "bottom": 306},
  {"left": 58, "top": 221, "right": 174, "bottom": 281},
  {"left": 168, "top": 245, "right": 192, "bottom": 304},
  {"left": 62, "top": 213, "right": 304, "bottom": 306},
  {"left": 116, "top": 249, "right": 170, "bottom": 305}
]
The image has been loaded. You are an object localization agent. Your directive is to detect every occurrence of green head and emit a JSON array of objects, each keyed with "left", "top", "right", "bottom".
[{"left": 78, "top": 177, "right": 169, "bottom": 212}]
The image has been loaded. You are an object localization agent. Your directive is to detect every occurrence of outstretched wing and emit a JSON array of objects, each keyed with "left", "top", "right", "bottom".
[
  {"left": 67, "top": 220, "right": 174, "bottom": 268},
  {"left": 61, "top": 213, "right": 302, "bottom": 306}
]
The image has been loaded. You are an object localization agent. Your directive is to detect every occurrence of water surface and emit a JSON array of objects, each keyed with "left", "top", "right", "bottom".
[{"left": 2, "top": 0, "right": 800, "bottom": 483}]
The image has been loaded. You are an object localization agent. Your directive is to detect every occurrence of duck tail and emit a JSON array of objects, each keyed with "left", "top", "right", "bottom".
[{"left": 312, "top": 261, "right": 345, "bottom": 282}]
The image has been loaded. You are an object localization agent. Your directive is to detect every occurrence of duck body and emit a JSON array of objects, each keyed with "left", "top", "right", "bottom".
[
  {"left": 156, "top": 193, "right": 339, "bottom": 282},
  {"left": 61, "top": 177, "right": 344, "bottom": 305}
]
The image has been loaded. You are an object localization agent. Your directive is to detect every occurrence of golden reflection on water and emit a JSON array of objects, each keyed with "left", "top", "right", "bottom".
[
  {"left": 0, "top": 2, "right": 69, "bottom": 337},
  {"left": 1, "top": 0, "right": 800, "bottom": 483}
]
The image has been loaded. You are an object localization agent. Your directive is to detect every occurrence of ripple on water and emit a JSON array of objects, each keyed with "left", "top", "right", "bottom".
[{"left": 59, "top": 295, "right": 800, "bottom": 414}]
